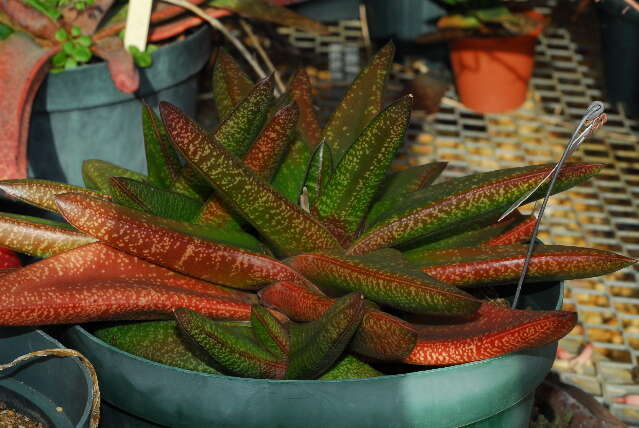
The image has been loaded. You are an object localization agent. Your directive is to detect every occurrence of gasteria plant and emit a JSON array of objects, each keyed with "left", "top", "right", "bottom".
[{"left": 0, "top": 43, "right": 634, "bottom": 379}]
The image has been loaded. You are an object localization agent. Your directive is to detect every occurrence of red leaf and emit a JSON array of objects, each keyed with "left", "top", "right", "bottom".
[
  {"left": 0, "top": 246, "right": 20, "bottom": 269},
  {"left": 0, "top": 0, "right": 58, "bottom": 40},
  {"left": 403, "top": 303, "right": 577, "bottom": 365},
  {"left": 485, "top": 215, "right": 536, "bottom": 245},
  {"left": 92, "top": 36, "right": 139, "bottom": 94}
]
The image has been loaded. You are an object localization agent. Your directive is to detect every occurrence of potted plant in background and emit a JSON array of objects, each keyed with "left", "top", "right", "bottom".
[
  {"left": 0, "top": 44, "right": 634, "bottom": 427},
  {"left": 0, "top": 0, "right": 327, "bottom": 186},
  {"left": 417, "top": 0, "right": 547, "bottom": 113}
]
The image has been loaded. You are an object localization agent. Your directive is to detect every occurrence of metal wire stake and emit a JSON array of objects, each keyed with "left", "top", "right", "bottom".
[{"left": 510, "top": 102, "right": 607, "bottom": 309}]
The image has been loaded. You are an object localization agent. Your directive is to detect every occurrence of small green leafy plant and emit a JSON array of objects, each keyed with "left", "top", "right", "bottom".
[
  {"left": 51, "top": 26, "right": 93, "bottom": 72},
  {"left": 0, "top": 45, "right": 634, "bottom": 380}
]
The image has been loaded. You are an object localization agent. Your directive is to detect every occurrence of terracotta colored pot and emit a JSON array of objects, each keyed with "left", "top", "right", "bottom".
[{"left": 449, "top": 11, "right": 545, "bottom": 113}]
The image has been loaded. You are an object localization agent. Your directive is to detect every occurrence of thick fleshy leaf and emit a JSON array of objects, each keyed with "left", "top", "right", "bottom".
[
  {"left": 0, "top": 246, "right": 20, "bottom": 269},
  {"left": 0, "top": 33, "right": 56, "bottom": 180},
  {"left": 316, "top": 96, "right": 413, "bottom": 236},
  {"left": 366, "top": 162, "right": 447, "bottom": 225},
  {"left": 303, "top": 141, "right": 333, "bottom": 205},
  {"left": 55, "top": 193, "right": 301, "bottom": 288},
  {"left": 409, "top": 244, "right": 637, "bottom": 287},
  {"left": 286, "top": 249, "right": 480, "bottom": 315},
  {"left": 319, "top": 354, "right": 382, "bottom": 380},
  {"left": 289, "top": 68, "right": 321, "bottom": 148},
  {"left": 0, "top": 1, "right": 58, "bottom": 40},
  {"left": 0, "top": 243, "right": 254, "bottom": 325},
  {"left": 272, "top": 139, "right": 311, "bottom": 203},
  {"left": 250, "top": 304, "right": 289, "bottom": 357},
  {"left": 142, "top": 104, "right": 181, "bottom": 188},
  {"left": 349, "top": 163, "right": 604, "bottom": 255},
  {"left": 174, "top": 307, "right": 286, "bottom": 379},
  {"left": 0, "top": 212, "right": 95, "bottom": 257},
  {"left": 212, "top": 47, "right": 254, "bottom": 122},
  {"left": 259, "top": 280, "right": 417, "bottom": 360},
  {"left": 209, "top": 0, "right": 329, "bottom": 35},
  {"left": 243, "top": 102, "right": 299, "bottom": 181},
  {"left": 403, "top": 303, "right": 577, "bottom": 366},
  {"left": 402, "top": 211, "right": 529, "bottom": 255},
  {"left": 286, "top": 292, "right": 364, "bottom": 379},
  {"left": 170, "top": 165, "right": 213, "bottom": 201},
  {"left": 214, "top": 74, "right": 274, "bottom": 157},
  {"left": 160, "top": 102, "right": 341, "bottom": 257},
  {"left": 110, "top": 177, "right": 203, "bottom": 223},
  {"left": 92, "top": 36, "right": 139, "bottom": 94},
  {"left": 321, "top": 41, "right": 395, "bottom": 163},
  {"left": 95, "top": 321, "right": 221, "bottom": 374},
  {"left": 485, "top": 215, "right": 536, "bottom": 245},
  {"left": 63, "top": 0, "right": 116, "bottom": 35},
  {"left": 0, "top": 178, "right": 106, "bottom": 213},
  {"left": 82, "top": 159, "right": 146, "bottom": 193}
]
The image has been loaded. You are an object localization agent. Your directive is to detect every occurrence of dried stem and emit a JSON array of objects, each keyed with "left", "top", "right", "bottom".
[
  {"left": 159, "top": 0, "right": 267, "bottom": 80},
  {"left": 0, "top": 348, "right": 100, "bottom": 428},
  {"left": 239, "top": 19, "right": 285, "bottom": 94}
]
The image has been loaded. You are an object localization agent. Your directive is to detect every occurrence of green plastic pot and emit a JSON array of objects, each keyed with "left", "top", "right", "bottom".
[
  {"left": 0, "top": 327, "right": 94, "bottom": 428},
  {"left": 61, "top": 281, "right": 563, "bottom": 427},
  {"left": 27, "top": 27, "right": 212, "bottom": 187}
]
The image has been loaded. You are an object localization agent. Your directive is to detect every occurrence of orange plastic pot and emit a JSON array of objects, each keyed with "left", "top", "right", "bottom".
[{"left": 449, "top": 11, "right": 545, "bottom": 113}]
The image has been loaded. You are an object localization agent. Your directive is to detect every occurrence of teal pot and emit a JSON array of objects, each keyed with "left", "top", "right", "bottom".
[
  {"left": 28, "top": 27, "right": 212, "bottom": 186},
  {"left": 598, "top": 2, "right": 639, "bottom": 116},
  {"left": 365, "top": 0, "right": 445, "bottom": 42},
  {"left": 291, "top": 0, "right": 359, "bottom": 22},
  {"left": 0, "top": 327, "right": 94, "bottom": 427},
  {"left": 61, "top": 281, "right": 564, "bottom": 428}
]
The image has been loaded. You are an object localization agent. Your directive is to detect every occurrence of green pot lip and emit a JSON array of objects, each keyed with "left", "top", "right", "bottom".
[{"left": 70, "top": 280, "right": 564, "bottom": 384}]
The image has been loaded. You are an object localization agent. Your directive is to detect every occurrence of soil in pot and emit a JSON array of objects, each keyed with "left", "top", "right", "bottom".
[
  {"left": 449, "top": 11, "right": 545, "bottom": 114},
  {"left": 0, "top": 401, "right": 45, "bottom": 428}
]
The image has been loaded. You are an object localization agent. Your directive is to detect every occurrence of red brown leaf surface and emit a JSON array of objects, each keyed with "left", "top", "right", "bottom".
[
  {"left": 92, "top": 36, "right": 139, "bottom": 94},
  {"left": 0, "top": 246, "right": 20, "bottom": 269},
  {"left": 0, "top": 0, "right": 58, "bottom": 40}
]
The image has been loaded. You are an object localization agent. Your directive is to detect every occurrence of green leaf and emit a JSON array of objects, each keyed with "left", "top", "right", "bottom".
[
  {"left": 366, "top": 162, "right": 448, "bottom": 225},
  {"left": 286, "top": 292, "right": 364, "bottom": 379},
  {"left": 209, "top": 0, "right": 330, "bottom": 35},
  {"left": 321, "top": 41, "right": 395, "bottom": 163},
  {"left": 250, "top": 304, "right": 289, "bottom": 358},
  {"left": 287, "top": 248, "right": 480, "bottom": 315},
  {"left": 72, "top": 45, "right": 92, "bottom": 62},
  {"left": 62, "top": 41, "right": 75, "bottom": 54},
  {"left": 23, "top": 0, "right": 61, "bottom": 21},
  {"left": 212, "top": 47, "right": 254, "bottom": 122},
  {"left": 272, "top": 139, "right": 311, "bottom": 203},
  {"left": 55, "top": 28, "right": 68, "bottom": 41},
  {"left": 0, "top": 212, "right": 95, "bottom": 258},
  {"left": 95, "top": 321, "right": 221, "bottom": 374},
  {"left": 77, "top": 35, "right": 92, "bottom": 47},
  {"left": 316, "top": 95, "right": 413, "bottom": 237},
  {"left": 213, "top": 75, "right": 274, "bottom": 157},
  {"left": 303, "top": 141, "right": 333, "bottom": 206},
  {"left": 134, "top": 51, "right": 152, "bottom": 68},
  {"left": 0, "top": 178, "right": 106, "bottom": 213},
  {"left": 320, "top": 354, "right": 382, "bottom": 380},
  {"left": 82, "top": 159, "right": 147, "bottom": 193},
  {"left": 142, "top": 104, "right": 181, "bottom": 188},
  {"left": 169, "top": 166, "right": 214, "bottom": 202},
  {"left": 110, "top": 177, "right": 203, "bottom": 223},
  {"left": 70, "top": 26, "right": 81, "bottom": 37},
  {"left": 64, "top": 57, "right": 77, "bottom": 69},
  {"left": 411, "top": 244, "right": 636, "bottom": 287},
  {"left": 55, "top": 193, "right": 303, "bottom": 289},
  {"left": 0, "top": 23, "right": 14, "bottom": 41},
  {"left": 51, "top": 51, "right": 67, "bottom": 67},
  {"left": 175, "top": 307, "right": 286, "bottom": 379},
  {"left": 350, "top": 163, "right": 605, "bottom": 255},
  {"left": 160, "top": 102, "right": 341, "bottom": 257}
]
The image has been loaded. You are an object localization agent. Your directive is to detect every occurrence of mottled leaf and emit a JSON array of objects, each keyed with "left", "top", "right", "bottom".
[
  {"left": 95, "top": 321, "right": 221, "bottom": 374},
  {"left": 170, "top": 165, "right": 213, "bottom": 202},
  {"left": 160, "top": 102, "right": 341, "bottom": 257},
  {"left": 0, "top": 242, "right": 254, "bottom": 325},
  {"left": 287, "top": 249, "right": 480, "bottom": 315},
  {"left": 404, "top": 303, "right": 577, "bottom": 365},
  {"left": 0, "top": 246, "right": 20, "bottom": 269},
  {"left": 272, "top": 139, "right": 311, "bottom": 203},
  {"left": 320, "top": 354, "right": 382, "bottom": 380},
  {"left": 316, "top": 96, "right": 412, "bottom": 236},
  {"left": 0, "top": 178, "right": 106, "bottom": 213},
  {"left": 55, "top": 193, "right": 302, "bottom": 289},
  {"left": 286, "top": 292, "right": 364, "bottom": 379},
  {"left": 322, "top": 41, "right": 395, "bottom": 163},
  {"left": 0, "top": 212, "right": 95, "bottom": 257},
  {"left": 250, "top": 304, "right": 289, "bottom": 357},
  {"left": 175, "top": 307, "right": 286, "bottom": 379},
  {"left": 350, "top": 163, "right": 604, "bottom": 255},
  {"left": 142, "top": 104, "right": 181, "bottom": 188},
  {"left": 409, "top": 244, "right": 636, "bottom": 287},
  {"left": 110, "top": 177, "right": 203, "bottom": 223},
  {"left": 289, "top": 68, "right": 321, "bottom": 148},
  {"left": 209, "top": 0, "right": 329, "bottom": 35},
  {"left": 82, "top": 159, "right": 146, "bottom": 193},
  {"left": 485, "top": 215, "right": 536, "bottom": 245},
  {"left": 212, "top": 47, "right": 254, "bottom": 122},
  {"left": 303, "top": 141, "right": 332, "bottom": 205}
]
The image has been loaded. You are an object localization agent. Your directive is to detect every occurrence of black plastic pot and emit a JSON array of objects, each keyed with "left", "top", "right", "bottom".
[
  {"left": 60, "top": 281, "right": 564, "bottom": 428},
  {"left": 0, "top": 327, "right": 94, "bottom": 427},
  {"left": 27, "top": 26, "right": 212, "bottom": 186},
  {"left": 598, "top": 1, "right": 639, "bottom": 116}
]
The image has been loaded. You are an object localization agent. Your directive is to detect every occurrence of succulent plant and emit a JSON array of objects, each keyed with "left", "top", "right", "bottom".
[{"left": 0, "top": 43, "right": 634, "bottom": 380}]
